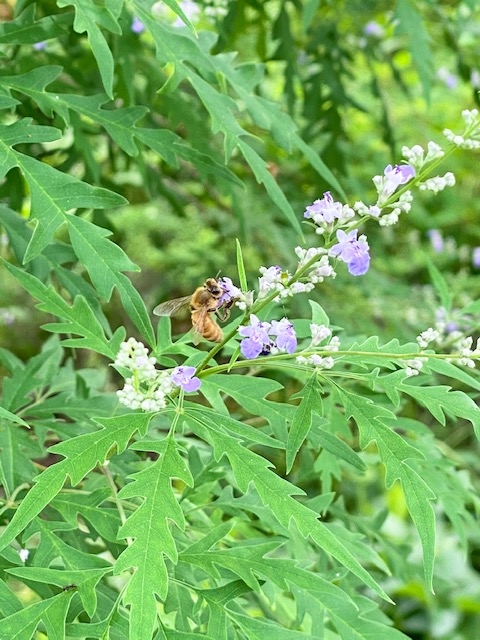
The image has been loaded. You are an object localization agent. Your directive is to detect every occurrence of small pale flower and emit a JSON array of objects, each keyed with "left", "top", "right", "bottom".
[
  {"left": 296, "top": 354, "right": 335, "bottom": 369},
  {"left": 404, "top": 358, "right": 425, "bottom": 377},
  {"left": 419, "top": 172, "right": 455, "bottom": 194},
  {"left": 416, "top": 328, "right": 440, "bottom": 349},
  {"left": 18, "top": 549, "right": 29, "bottom": 563},
  {"left": 310, "top": 323, "right": 331, "bottom": 346}
]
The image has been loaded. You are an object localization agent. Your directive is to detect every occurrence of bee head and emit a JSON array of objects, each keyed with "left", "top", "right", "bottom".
[{"left": 205, "top": 278, "right": 222, "bottom": 296}]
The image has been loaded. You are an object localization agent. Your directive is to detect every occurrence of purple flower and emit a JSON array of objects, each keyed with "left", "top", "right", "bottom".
[
  {"left": 33, "top": 41, "right": 46, "bottom": 50},
  {"left": 304, "top": 192, "right": 341, "bottom": 225},
  {"left": 427, "top": 229, "right": 444, "bottom": 253},
  {"left": 437, "top": 68, "right": 458, "bottom": 90},
  {"left": 218, "top": 277, "right": 240, "bottom": 305},
  {"left": 364, "top": 21, "right": 384, "bottom": 37},
  {"left": 473, "top": 247, "right": 480, "bottom": 268},
  {"left": 330, "top": 229, "right": 370, "bottom": 276},
  {"left": 171, "top": 366, "right": 201, "bottom": 392},
  {"left": 238, "top": 315, "right": 271, "bottom": 359},
  {"left": 238, "top": 315, "right": 298, "bottom": 359},
  {"left": 270, "top": 318, "right": 297, "bottom": 354},
  {"left": 131, "top": 17, "right": 145, "bottom": 33},
  {"left": 383, "top": 164, "right": 415, "bottom": 196}
]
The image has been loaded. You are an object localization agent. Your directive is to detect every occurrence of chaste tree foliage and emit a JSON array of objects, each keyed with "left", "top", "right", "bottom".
[{"left": 0, "top": 1, "right": 480, "bottom": 638}]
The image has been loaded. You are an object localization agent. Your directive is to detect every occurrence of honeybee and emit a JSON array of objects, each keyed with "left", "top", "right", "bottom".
[{"left": 153, "top": 278, "right": 234, "bottom": 343}]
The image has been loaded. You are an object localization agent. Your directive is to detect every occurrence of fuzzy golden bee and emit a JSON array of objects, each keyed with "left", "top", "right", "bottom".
[{"left": 153, "top": 278, "right": 234, "bottom": 343}]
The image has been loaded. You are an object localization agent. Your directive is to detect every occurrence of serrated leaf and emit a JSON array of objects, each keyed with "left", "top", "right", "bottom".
[
  {"left": 0, "top": 66, "right": 68, "bottom": 120},
  {"left": 400, "top": 382, "right": 480, "bottom": 437},
  {"left": 0, "top": 5, "right": 73, "bottom": 45},
  {"left": 6, "top": 566, "right": 111, "bottom": 618},
  {"left": 187, "top": 406, "right": 284, "bottom": 450},
  {"left": 185, "top": 412, "right": 392, "bottom": 602},
  {"left": 1, "top": 258, "right": 124, "bottom": 358},
  {"left": 66, "top": 215, "right": 155, "bottom": 345},
  {"left": 0, "top": 592, "right": 73, "bottom": 640},
  {"left": 115, "top": 436, "right": 194, "bottom": 640},
  {"left": 286, "top": 374, "right": 319, "bottom": 473},
  {"left": 60, "top": 94, "right": 147, "bottom": 155},
  {"left": 0, "top": 125, "right": 127, "bottom": 260},
  {"left": 56, "top": 0, "right": 121, "bottom": 98},
  {"left": 0, "top": 413, "right": 153, "bottom": 553},
  {"left": 337, "top": 386, "right": 436, "bottom": 590},
  {"left": 314, "top": 428, "right": 367, "bottom": 472},
  {"left": 201, "top": 374, "right": 295, "bottom": 436}
]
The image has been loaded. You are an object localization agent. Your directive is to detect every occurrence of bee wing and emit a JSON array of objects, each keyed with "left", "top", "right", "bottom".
[
  {"left": 153, "top": 295, "right": 191, "bottom": 317},
  {"left": 190, "top": 306, "right": 211, "bottom": 344}
]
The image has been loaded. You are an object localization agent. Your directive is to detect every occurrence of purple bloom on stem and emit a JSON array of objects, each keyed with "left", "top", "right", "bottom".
[
  {"left": 304, "top": 192, "right": 340, "bottom": 224},
  {"left": 33, "top": 41, "right": 46, "bottom": 50},
  {"left": 238, "top": 315, "right": 271, "bottom": 359},
  {"left": 383, "top": 164, "right": 415, "bottom": 196},
  {"left": 218, "top": 277, "right": 240, "bottom": 305},
  {"left": 270, "top": 318, "right": 297, "bottom": 353},
  {"left": 330, "top": 229, "right": 370, "bottom": 276},
  {"left": 171, "top": 366, "right": 201, "bottom": 392}
]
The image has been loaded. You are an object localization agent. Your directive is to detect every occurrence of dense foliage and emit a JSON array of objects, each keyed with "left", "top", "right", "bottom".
[{"left": 1, "top": 1, "right": 480, "bottom": 639}]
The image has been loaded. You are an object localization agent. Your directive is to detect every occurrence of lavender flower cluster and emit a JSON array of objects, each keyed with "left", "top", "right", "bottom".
[{"left": 113, "top": 109, "right": 480, "bottom": 408}]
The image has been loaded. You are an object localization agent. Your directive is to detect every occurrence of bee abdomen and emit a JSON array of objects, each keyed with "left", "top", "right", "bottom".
[{"left": 202, "top": 319, "right": 223, "bottom": 342}]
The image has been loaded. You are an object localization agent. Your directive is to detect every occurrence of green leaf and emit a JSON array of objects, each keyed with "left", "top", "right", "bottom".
[
  {"left": 56, "top": 0, "right": 121, "bottom": 98},
  {"left": 66, "top": 215, "right": 155, "bottom": 346},
  {"left": 237, "top": 139, "right": 302, "bottom": 235},
  {"left": 314, "top": 428, "right": 367, "bottom": 473},
  {"left": 59, "top": 94, "right": 147, "bottom": 155},
  {"left": 186, "top": 413, "right": 392, "bottom": 602},
  {"left": 6, "top": 566, "right": 111, "bottom": 618},
  {"left": 200, "top": 374, "right": 295, "bottom": 436},
  {"left": 0, "top": 405, "right": 29, "bottom": 428},
  {"left": 400, "top": 382, "right": 480, "bottom": 438},
  {"left": 395, "top": 0, "right": 433, "bottom": 102},
  {"left": 161, "top": 0, "right": 197, "bottom": 32},
  {"left": 337, "top": 386, "right": 436, "bottom": 591},
  {"left": 115, "top": 436, "right": 194, "bottom": 640},
  {"left": 1, "top": 259, "right": 124, "bottom": 359},
  {"left": 426, "top": 258, "right": 452, "bottom": 309},
  {"left": 286, "top": 374, "right": 319, "bottom": 473},
  {"left": 235, "top": 238, "right": 248, "bottom": 291},
  {"left": 0, "top": 413, "right": 153, "bottom": 553},
  {"left": 0, "top": 5, "right": 73, "bottom": 45},
  {"left": 0, "top": 123, "right": 127, "bottom": 260},
  {"left": 0, "top": 592, "right": 74, "bottom": 640},
  {"left": 0, "top": 66, "right": 68, "bottom": 120}
]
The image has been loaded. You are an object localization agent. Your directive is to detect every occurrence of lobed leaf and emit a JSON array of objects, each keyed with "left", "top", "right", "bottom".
[
  {"left": 0, "top": 413, "right": 153, "bottom": 553},
  {"left": 115, "top": 436, "right": 194, "bottom": 640}
]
